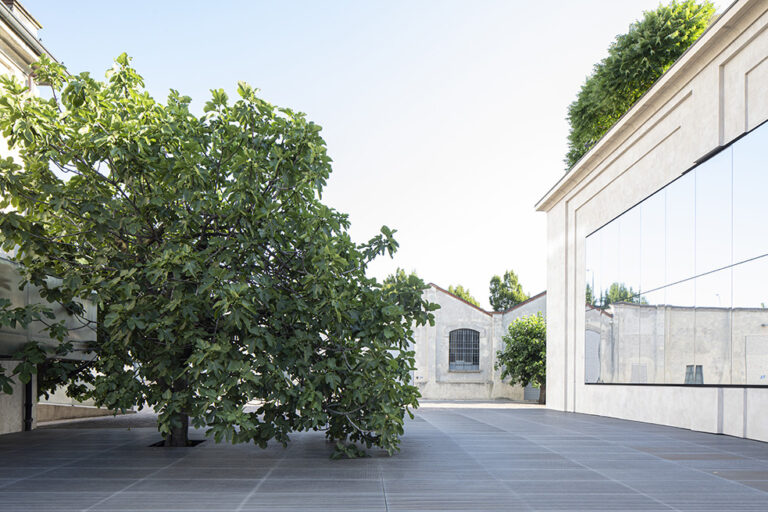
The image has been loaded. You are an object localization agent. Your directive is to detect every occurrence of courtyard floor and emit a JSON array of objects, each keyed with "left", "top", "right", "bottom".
[{"left": 1, "top": 402, "right": 767, "bottom": 511}]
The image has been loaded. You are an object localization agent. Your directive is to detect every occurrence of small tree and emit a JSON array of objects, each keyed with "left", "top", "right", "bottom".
[
  {"left": 0, "top": 55, "right": 437, "bottom": 455},
  {"left": 590, "top": 282, "right": 647, "bottom": 309},
  {"left": 496, "top": 313, "right": 546, "bottom": 404},
  {"left": 565, "top": 0, "right": 715, "bottom": 169},
  {"left": 489, "top": 270, "right": 528, "bottom": 311},
  {"left": 447, "top": 284, "right": 480, "bottom": 307}
]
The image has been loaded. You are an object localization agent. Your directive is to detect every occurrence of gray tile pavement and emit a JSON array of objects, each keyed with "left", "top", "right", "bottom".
[{"left": 0, "top": 405, "right": 766, "bottom": 511}]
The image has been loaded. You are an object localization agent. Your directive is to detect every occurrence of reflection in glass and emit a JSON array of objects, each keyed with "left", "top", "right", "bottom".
[
  {"left": 664, "top": 280, "right": 696, "bottom": 384},
  {"left": 0, "top": 259, "right": 27, "bottom": 344},
  {"left": 665, "top": 278, "right": 694, "bottom": 308},
  {"left": 619, "top": 205, "right": 641, "bottom": 300},
  {"left": 585, "top": 304, "right": 615, "bottom": 383},
  {"left": 666, "top": 171, "right": 695, "bottom": 285},
  {"left": 598, "top": 219, "right": 619, "bottom": 308},
  {"left": 733, "top": 122, "right": 768, "bottom": 264},
  {"left": 639, "top": 288, "right": 666, "bottom": 384},
  {"left": 585, "top": 121, "right": 768, "bottom": 386},
  {"left": 695, "top": 148, "right": 732, "bottom": 275},
  {"left": 732, "top": 256, "right": 768, "bottom": 384},
  {"left": 612, "top": 301, "right": 642, "bottom": 383},
  {"left": 584, "top": 304, "right": 604, "bottom": 383},
  {"left": 585, "top": 231, "right": 603, "bottom": 384},
  {"left": 27, "top": 277, "right": 97, "bottom": 345},
  {"left": 695, "top": 270, "right": 732, "bottom": 384},
  {"left": 585, "top": 232, "right": 600, "bottom": 308},
  {"left": 641, "top": 190, "right": 666, "bottom": 293}
]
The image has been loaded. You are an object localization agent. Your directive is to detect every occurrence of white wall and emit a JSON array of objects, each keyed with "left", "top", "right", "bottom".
[{"left": 537, "top": 0, "right": 768, "bottom": 442}]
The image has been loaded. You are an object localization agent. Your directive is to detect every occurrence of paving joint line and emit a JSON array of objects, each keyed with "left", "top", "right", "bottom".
[
  {"left": 419, "top": 410, "right": 534, "bottom": 512},
  {"left": 622, "top": 429, "right": 768, "bottom": 496},
  {"left": 0, "top": 428, "right": 146, "bottom": 496},
  {"left": 234, "top": 443, "right": 290, "bottom": 512},
  {"left": 466, "top": 409, "right": 684, "bottom": 512},
  {"left": 80, "top": 447, "right": 190, "bottom": 512},
  {"left": 380, "top": 473, "right": 390, "bottom": 512},
  {"left": 531, "top": 409, "right": 768, "bottom": 496}
]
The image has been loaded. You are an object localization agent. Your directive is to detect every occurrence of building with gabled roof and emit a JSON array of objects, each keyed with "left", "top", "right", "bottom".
[{"left": 411, "top": 284, "right": 545, "bottom": 401}]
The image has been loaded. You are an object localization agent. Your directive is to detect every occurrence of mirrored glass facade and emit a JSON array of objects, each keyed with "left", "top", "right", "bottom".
[{"left": 585, "top": 122, "right": 768, "bottom": 386}]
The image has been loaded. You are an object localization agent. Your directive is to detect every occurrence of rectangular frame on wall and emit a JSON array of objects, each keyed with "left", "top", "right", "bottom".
[{"left": 584, "top": 118, "right": 768, "bottom": 388}]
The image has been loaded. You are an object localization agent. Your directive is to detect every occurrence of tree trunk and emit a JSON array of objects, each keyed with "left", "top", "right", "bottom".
[
  {"left": 538, "top": 382, "right": 546, "bottom": 405},
  {"left": 164, "top": 412, "right": 189, "bottom": 447}
]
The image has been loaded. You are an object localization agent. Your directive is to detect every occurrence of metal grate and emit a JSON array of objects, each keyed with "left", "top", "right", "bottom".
[{"left": 449, "top": 328, "right": 480, "bottom": 371}]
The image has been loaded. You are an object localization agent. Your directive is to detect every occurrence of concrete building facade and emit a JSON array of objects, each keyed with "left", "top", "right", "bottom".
[
  {"left": 537, "top": 0, "right": 768, "bottom": 442},
  {"left": 412, "top": 284, "right": 545, "bottom": 400}
]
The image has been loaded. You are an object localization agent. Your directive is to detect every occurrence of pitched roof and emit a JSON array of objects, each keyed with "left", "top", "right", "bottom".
[
  {"left": 428, "top": 283, "right": 492, "bottom": 317},
  {"left": 428, "top": 283, "right": 546, "bottom": 317},
  {"left": 497, "top": 290, "right": 546, "bottom": 315}
]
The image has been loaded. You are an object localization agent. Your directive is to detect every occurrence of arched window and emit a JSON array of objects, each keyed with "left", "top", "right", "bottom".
[{"left": 449, "top": 328, "right": 480, "bottom": 371}]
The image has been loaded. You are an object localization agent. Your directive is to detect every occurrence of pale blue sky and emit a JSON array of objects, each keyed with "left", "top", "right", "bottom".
[{"left": 24, "top": 0, "right": 721, "bottom": 309}]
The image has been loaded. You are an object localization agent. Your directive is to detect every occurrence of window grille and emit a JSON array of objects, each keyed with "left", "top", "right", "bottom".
[{"left": 449, "top": 329, "right": 480, "bottom": 371}]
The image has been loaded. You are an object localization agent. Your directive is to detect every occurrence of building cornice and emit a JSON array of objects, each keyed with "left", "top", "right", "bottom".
[
  {"left": 535, "top": 0, "right": 753, "bottom": 213},
  {"left": 0, "top": 0, "right": 55, "bottom": 66}
]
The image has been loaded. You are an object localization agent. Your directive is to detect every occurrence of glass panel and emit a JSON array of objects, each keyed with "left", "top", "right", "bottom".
[
  {"left": 639, "top": 288, "right": 665, "bottom": 384},
  {"left": 732, "top": 256, "right": 768, "bottom": 384},
  {"left": 666, "top": 171, "right": 695, "bottom": 284},
  {"left": 585, "top": 305, "right": 616, "bottom": 383},
  {"left": 618, "top": 205, "right": 642, "bottom": 301},
  {"left": 584, "top": 304, "right": 603, "bottom": 383},
  {"left": 27, "top": 276, "right": 61, "bottom": 343},
  {"left": 695, "top": 148, "right": 732, "bottom": 275},
  {"left": 585, "top": 231, "right": 603, "bottom": 383},
  {"left": 598, "top": 219, "right": 620, "bottom": 309},
  {"left": 640, "top": 190, "right": 666, "bottom": 293},
  {"left": 663, "top": 280, "right": 696, "bottom": 384},
  {"left": 0, "top": 259, "right": 25, "bottom": 311},
  {"left": 733, "top": 122, "right": 768, "bottom": 264},
  {"left": 585, "top": 232, "right": 600, "bottom": 308},
  {"left": 695, "top": 269, "right": 732, "bottom": 384},
  {"left": 0, "top": 259, "right": 28, "bottom": 347},
  {"left": 606, "top": 299, "right": 640, "bottom": 383},
  {"left": 584, "top": 122, "right": 768, "bottom": 386}
]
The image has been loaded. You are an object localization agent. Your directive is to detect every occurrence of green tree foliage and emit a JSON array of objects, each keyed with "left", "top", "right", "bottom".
[
  {"left": 488, "top": 269, "right": 529, "bottom": 311},
  {"left": 495, "top": 313, "right": 546, "bottom": 404},
  {"left": 565, "top": 0, "right": 715, "bottom": 169},
  {"left": 0, "top": 55, "right": 438, "bottom": 455},
  {"left": 447, "top": 284, "right": 480, "bottom": 307},
  {"left": 585, "top": 283, "right": 595, "bottom": 307},
  {"left": 587, "top": 282, "right": 646, "bottom": 309}
]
